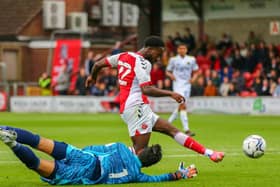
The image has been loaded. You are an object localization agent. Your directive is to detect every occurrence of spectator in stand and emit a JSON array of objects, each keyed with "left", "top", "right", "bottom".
[
  {"left": 270, "top": 79, "right": 277, "bottom": 96},
  {"left": 38, "top": 72, "right": 51, "bottom": 96},
  {"left": 183, "top": 27, "right": 196, "bottom": 53},
  {"left": 247, "top": 31, "right": 260, "bottom": 45},
  {"left": 75, "top": 68, "right": 87, "bottom": 96},
  {"left": 253, "top": 77, "right": 262, "bottom": 95},
  {"left": 257, "top": 41, "right": 269, "bottom": 69},
  {"left": 244, "top": 49, "right": 257, "bottom": 73},
  {"left": 173, "top": 32, "right": 183, "bottom": 47},
  {"left": 84, "top": 51, "right": 95, "bottom": 76},
  {"left": 268, "top": 57, "right": 279, "bottom": 73},
  {"left": 197, "top": 33, "right": 209, "bottom": 56},
  {"left": 191, "top": 76, "right": 205, "bottom": 96},
  {"left": 273, "top": 77, "right": 280, "bottom": 97},
  {"left": 219, "top": 77, "right": 230, "bottom": 96},
  {"left": 204, "top": 79, "right": 217, "bottom": 96},
  {"left": 211, "top": 70, "right": 220, "bottom": 87},
  {"left": 162, "top": 50, "right": 171, "bottom": 67},
  {"left": 228, "top": 83, "right": 238, "bottom": 96},
  {"left": 267, "top": 43, "right": 279, "bottom": 58},
  {"left": 232, "top": 49, "right": 246, "bottom": 71},
  {"left": 204, "top": 69, "right": 212, "bottom": 83},
  {"left": 260, "top": 79, "right": 270, "bottom": 96},
  {"left": 55, "top": 64, "right": 70, "bottom": 95},
  {"left": 217, "top": 50, "right": 228, "bottom": 70},
  {"left": 217, "top": 33, "right": 232, "bottom": 50},
  {"left": 100, "top": 68, "right": 118, "bottom": 93},
  {"left": 90, "top": 81, "right": 107, "bottom": 96},
  {"left": 268, "top": 69, "right": 278, "bottom": 82},
  {"left": 163, "top": 78, "right": 172, "bottom": 90},
  {"left": 209, "top": 54, "right": 221, "bottom": 72},
  {"left": 240, "top": 42, "right": 248, "bottom": 58},
  {"left": 220, "top": 66, "right": 233, "bottom": 82},
  {"left": 165, "top": 35, "right": 175, "bottom": 54},
  {"left": 231, "top": 70, "right": 245, "bottom": 93},
  {"left": 151, "top": 63, "right": 165, "bottom": 88}
]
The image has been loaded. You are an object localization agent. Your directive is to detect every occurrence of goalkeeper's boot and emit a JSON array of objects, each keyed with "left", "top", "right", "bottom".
[
  {"left": 210, "top": 151, "right": 225, "bottom": 163},
  {"left": 0, "top": 127, "right": 17, "bottom": 147}
]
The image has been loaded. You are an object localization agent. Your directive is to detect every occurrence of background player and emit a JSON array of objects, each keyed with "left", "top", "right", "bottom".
[
  {"left": 86, "top": 36, "right": 224, "bottom": 163},
  {"left": 166, "top": 43, "right": 198, "bottom": 136},
  {"left": 0, "top": 126, "right": 197, "bottom": 185}
]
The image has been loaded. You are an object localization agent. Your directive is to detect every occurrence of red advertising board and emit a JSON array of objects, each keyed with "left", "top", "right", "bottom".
[
  {"left": 0, "top": 92, "right": 7, "bottom": 111},
  {"left": 51, "top": 39, "right": 81, "bottom": 93}
]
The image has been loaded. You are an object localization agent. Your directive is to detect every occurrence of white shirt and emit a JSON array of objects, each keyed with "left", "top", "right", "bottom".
[{"left": 166, "top": 55, "right": 198, "bottom": 89}]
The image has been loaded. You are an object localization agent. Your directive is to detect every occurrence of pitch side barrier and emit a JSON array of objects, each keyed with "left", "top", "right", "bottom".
[{"left": 9, "top": 96, "right": 280, "bottom": 115}]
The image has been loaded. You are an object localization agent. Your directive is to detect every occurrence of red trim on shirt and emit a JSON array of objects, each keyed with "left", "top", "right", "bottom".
[
  {"left": 135, "top": 130, "right": 141, "bottom": 136},
  {"left": 136, "top": 52, "right": 144, "bottom": 57},
  {"left": 105, "top": 58, "right": 112, "bottom": 67}
]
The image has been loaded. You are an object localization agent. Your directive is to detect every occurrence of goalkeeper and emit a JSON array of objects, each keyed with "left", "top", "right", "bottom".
[{"left": 0, "top": 126, "right": 197, "bottom": 185}]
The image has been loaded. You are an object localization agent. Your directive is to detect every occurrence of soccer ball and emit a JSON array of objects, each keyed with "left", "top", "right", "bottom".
[{"left": 242, "top": 135, "right": 266, "bottom": 158}]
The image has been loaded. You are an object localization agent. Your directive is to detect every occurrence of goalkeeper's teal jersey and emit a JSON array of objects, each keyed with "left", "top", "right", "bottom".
[{"left": 42, "top": 142, "right": 172, "bottom": 185}]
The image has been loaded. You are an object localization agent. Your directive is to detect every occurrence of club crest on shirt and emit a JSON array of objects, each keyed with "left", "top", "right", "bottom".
[
  {"left": 186, "top": 61, "right": 191, "bottom": 65},
  {"left": 141, "top": 124, "right": 148, "bottom": 129}
]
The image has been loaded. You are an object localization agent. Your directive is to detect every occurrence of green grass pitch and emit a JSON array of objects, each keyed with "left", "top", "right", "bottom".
[{"left": 0, "top": 113, "right": 279, "bottom": 187}]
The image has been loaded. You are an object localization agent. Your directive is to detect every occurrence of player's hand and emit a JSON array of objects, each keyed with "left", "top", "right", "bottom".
[
  {"left": 170, "top": 74, "right": 176, "bottom": 81},
  {"left": 85, "top": 75, "right": 95, "bottom": 88},
  {"left": 171, "top": 93, "right": 185, "bottom": 104},
  {"left": 178, "top": 162, "right": 198, "bottom": 179}
]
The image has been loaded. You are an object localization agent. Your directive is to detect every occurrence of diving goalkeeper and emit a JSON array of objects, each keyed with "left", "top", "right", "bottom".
[{"left": 0, "top": 126, "right": 197, "bottom": 185}]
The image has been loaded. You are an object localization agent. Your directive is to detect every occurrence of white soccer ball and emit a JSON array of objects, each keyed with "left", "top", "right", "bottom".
[{"left": 242, "top": 135, "right": 266, "bottom": 158}]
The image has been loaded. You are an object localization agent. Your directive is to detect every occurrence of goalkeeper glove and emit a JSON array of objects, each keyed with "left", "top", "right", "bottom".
[{"left": 172, "top": 162, "right": 198, "bottom": 180}]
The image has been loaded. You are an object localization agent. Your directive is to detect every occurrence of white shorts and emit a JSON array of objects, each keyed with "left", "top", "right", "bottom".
[
  {"left": 174, "top": 84, "right": 191, "bottom": 99},
  {"left": 120, "top": 104, "right": 159, "bottom": 137}
]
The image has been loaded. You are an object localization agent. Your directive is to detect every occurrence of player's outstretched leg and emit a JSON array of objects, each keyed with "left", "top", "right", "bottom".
[
  {"left": 0, "top": 126, "right": 67, "bottom": 160},
  {"left": 0, "top": 125, "right": 40, "bottom": 148},
  {"left": 153, "top": 118, "right": 224, "bottom": 163},
  {"left": 0, "top": 128, "right": 56, "bottom": 178}
]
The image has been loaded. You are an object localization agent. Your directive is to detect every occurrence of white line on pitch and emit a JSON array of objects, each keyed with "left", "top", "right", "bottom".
[{"left": 164, "top": 152, "right": 280, "bottom": 158}]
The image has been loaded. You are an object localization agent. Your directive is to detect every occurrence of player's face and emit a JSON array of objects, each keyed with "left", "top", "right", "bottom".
[
  {"left": 144, "top": 47, "right": 164, "bottom": 63},
  {"left": 177, "top": 45, "right": 187, "bottom": 56}
]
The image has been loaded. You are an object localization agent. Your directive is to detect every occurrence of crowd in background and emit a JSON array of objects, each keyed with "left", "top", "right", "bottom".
[
  {"left": 161, "top": 29, "right": 280, "bottom": 97},
  {"left": 39, "top": 29, "right": 280, "bottom": 97}
]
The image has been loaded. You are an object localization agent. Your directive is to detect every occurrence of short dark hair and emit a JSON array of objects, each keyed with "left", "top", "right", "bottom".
[
  {"left": 138, "top": 144, "right": 162, "bottom": 167},
  {"left": 144, "top": 36, "right": 165, "bottom": 48},
  {"left": 177, "top": 42, "right": 187, "bottom": 48}
]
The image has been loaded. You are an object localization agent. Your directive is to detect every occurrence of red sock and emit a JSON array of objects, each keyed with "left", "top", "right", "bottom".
[{"left": 174, "top": 132, "right": 206, "bottom": 155}]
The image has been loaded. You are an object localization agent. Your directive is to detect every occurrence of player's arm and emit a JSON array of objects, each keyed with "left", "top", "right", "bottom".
[
  {"left": 165, "top": 58, "right": 176, "bottom": 81},
  {"left": 190, "top": 70, "right": 199, "bottom": 84},
  {"left": 141, "top": 85, "right": 185, "bottom": 103},
  {"left": 190, "top": 58, "right": 199, "bottom": 84},
  {"left": 137, "top": 162, "right": 198, "bottom": 183},
  {"left": 136, "top": 173, "right": 176, "bottom": 182},
  {"left": 136, "top": 171, "right": 188, "bottom": 182},
  {"left": 165, "top": 70, "right": 176, "bottom": 81},
  {"left": 85, "top": 59, "right": 108, "bottom": 87},
  {"left": 86, "top": 54, "right": 120, "bottom": 87}
]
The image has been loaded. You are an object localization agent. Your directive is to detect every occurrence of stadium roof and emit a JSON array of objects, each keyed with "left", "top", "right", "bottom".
[{"left": 0, "top": 0, "right": 42, "bottom": 36}]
